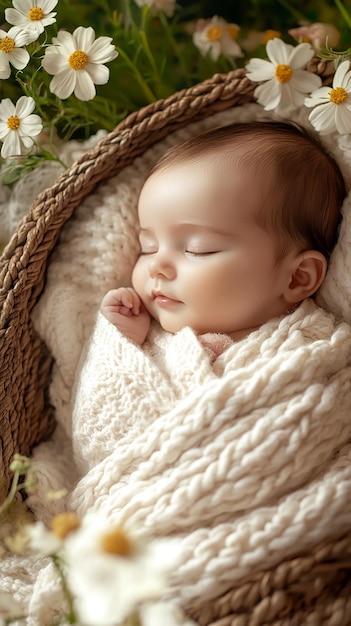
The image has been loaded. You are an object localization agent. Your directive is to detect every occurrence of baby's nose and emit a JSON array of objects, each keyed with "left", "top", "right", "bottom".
[{"left": 148, "top": 253, "right": 176, "bottom": 279}]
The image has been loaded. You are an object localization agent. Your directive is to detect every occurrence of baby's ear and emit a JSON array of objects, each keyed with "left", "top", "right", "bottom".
[{"left": 283, "top": 251, "right": 327, "bottom": 303}]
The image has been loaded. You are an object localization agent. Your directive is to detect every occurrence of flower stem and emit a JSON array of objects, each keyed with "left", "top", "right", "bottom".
[
  {"left": 139, "top": 28, "right": 162, "bottom": 85},
  {"left": 334, "top": 0, "right": 351, "bottom": 28},
  {"left": 0, "top": 470, "right": 20, "bottom": 518},
  {"left": 115, "top": 46, "right": 157, "bottom": 102},
  {"left": 158, "top": 12, "right": 192, "bottom": 87},
  {"left": 52, "top": 555, "right": 77, "bottom": 624}
]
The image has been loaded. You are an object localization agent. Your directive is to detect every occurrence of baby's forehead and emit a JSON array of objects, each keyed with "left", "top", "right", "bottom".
[
  {"left": 148, "top": 150, "right": 276, "bottom": 207},
  {"left": 139, "top": 150, "right": 276, "bottom": 229}
]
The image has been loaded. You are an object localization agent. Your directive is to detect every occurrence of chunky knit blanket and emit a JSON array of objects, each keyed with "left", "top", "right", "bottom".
[
  {"left": 70, "top": 301, "right": 351, "bottom": 606},
  {"left": 2, "top": 103, "right": 351, "bottom": 624}
]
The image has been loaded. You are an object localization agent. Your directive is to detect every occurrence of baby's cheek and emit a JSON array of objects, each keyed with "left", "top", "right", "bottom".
[{"left": 131, "top": 260, "right": 144, "bottom": 294}]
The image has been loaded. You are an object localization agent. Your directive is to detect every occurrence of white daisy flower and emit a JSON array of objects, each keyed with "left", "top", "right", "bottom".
[
  {"left": 305, "top": 60, "right": 351, "bottom": 135},
  {"left": 193, "top": 16, "right": 244, "bottom": 62},
  {"left": 27, "top": 520, "right": 63, "bottom": 556},
  {"left": 42, "top": 26, "right": 118, "bottom": 101},
  {"left": 27, "top": 512, "right": 81, "bottom": 556},
  {"left": 0, "top": 26, "right": 37, "bottom": 79},
  {"left": 134, "top": 0, "right": 177, "bottom": 18},
  {"left": 0, "top": 96, "right": 43, "bottom": 158},
  {"left": 5, "top": 0, "right": 58, "bottom": 36},
  {"left": 246, "top": 38, "right": 322, "bottom": 114},
  {"left": 63, "top": 515, "right": 179, "bottom": 626}
]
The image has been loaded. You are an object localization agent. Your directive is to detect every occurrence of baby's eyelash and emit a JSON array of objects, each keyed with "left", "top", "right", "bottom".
[{"left": 186, "top": 250, "right": 218, "bottom": 256}]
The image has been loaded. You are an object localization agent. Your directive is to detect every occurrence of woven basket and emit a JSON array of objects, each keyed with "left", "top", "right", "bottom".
[{"left": 1, "top": 59, "right": 351, "bottom": 626}]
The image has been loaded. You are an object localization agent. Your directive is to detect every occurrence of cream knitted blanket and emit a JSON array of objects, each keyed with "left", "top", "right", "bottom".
[
  {"left": 2, "top": 103, "right": 351, "bottom": 624},
  {"left": 11, "top": 297, "right": 351, "bottom": 624},
  {"left": 68, "top": 300, "right": 351, "bottom": 610}
]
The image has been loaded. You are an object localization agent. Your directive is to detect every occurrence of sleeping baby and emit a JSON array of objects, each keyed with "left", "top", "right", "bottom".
[
  {"left": 69, "top": 119, "right": 351, "bottom": 610},
  {"left": 100, "top": 120, "right": 346, "bottom": 357}
]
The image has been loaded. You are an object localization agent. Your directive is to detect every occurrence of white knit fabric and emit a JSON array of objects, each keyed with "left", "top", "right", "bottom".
[
  {"left": 2, "top": 103, "right": 351, "bottom": 624},
  {"left": 69, "top": 301, "right": 351, "bottom": 606}
]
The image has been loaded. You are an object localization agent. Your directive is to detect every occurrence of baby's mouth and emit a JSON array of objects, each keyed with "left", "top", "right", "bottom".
[{"left": 152, "top": 291, "right": 182, "bottom": 306}]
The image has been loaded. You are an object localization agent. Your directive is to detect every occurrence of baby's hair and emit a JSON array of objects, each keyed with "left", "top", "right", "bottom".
[{"left": 149, "top": 120, "right": 346, "bottom": 261}]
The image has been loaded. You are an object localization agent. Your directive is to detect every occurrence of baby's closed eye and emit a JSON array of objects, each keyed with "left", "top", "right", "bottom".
[{"left": 185, "top": 250, "right": 219, "bottom": 257}]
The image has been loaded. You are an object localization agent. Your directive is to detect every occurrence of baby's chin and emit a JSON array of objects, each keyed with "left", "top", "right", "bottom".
[
  {"left": 157, "top": 318, "right": 220, "bottom": 335},
  {"left": 157, "top": 316, "right": 261, "bottom": 340},
  {"left": 157, "top": 320, "right": 188, "bottom": 334},
  {"left": 155, "top": 315, "right": 195, "bottom": 334}
]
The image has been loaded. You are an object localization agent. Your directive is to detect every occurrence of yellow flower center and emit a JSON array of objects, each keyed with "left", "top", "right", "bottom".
[
  {"left": 206, "top": 25, "right": 222, "bottom": 42},
  {"left": 51, "top": 512, "right": 81, "bottom": 539},
  {"left": 329, "top": 86, "right": 348, "bottom": 105},
  {"left": 69, "top": 50, "right": 89, "bottom": 70},
  {"left": 227, "top": 25, "right": 239, "bottom": 39},
  {"left": 28, "top": 7, "right": 44, "bottom": 21},
  {"left": 275, "top": 64, "right": 293, "bottom": 83},
  {"left": 0, "top": 36, "right": 15, "bottom": 53},
  {"left": 7, "top": 115, "right": 20, "bottom": 131},
  {"left": 101, "top": 527, "right": 132, "bottom": 557},
  {"left": 262, "top": 29, "right": 281, "bottom": 44}
]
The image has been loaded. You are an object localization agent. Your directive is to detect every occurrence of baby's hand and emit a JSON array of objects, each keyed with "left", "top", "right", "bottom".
[{"left": 100, "top": 288, "right": 150, "bottom": 345}]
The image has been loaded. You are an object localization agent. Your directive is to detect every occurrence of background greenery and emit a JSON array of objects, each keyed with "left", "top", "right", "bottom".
[{"left": 0, "top": 0, "right": 349, "bottom": 142}]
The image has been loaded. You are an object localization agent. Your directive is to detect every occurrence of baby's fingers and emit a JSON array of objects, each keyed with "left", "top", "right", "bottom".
[{"left": 121, "top": 288, "right": 141, "bottom": 316}]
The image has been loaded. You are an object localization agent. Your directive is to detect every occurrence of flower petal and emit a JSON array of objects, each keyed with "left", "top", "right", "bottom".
[
  {"left": 10, "top": 25, "right": 37, "bottom": 45},
  {"left": 73, "top": 26, "right": 96, "bottom": 51},
  {"left": 1, "top": 131, "right": 22, "bottom": 158},
  {"left": 74, "top": 70, "right": 96, "bottom": 100},
  {"left": 88, "top": 38, "right": 118, "bottom": 63},
  {"left": 15, "top": 95, "right": 35, "bottom": 117},
  {"left": 13, "top": 0, "right": 31, "bottom": 12},
  {"left": 9, "top": 48, "right": 30, "bottom": 70},
  {"left": 220, "top": 32, "right": 243, "bottom": 58},
  {"left": 42, "top": 49, "right": 68, "bottom": 74},
  {"left": 40, "top": 0, "right": 59, "bottom": 12},
  {"left": 308, "top": 102, "right": 337, "bottom": 134},
  {"left": 4, "top": 8, "right": 28, "bottom": 27},
  {"left": 0, "top": 56, "right": 11, "bottom": 79},
  {"left": 39, "top": 14, "right": 57, "bottom": 27},
  {"left": 287, "top": 42, "right": 314, "bottom": 69},
  {"left": 246, "top": 58, "right": 275, "bottom": 82},
  {"left": 334, "top": 104, "right": 351, "bottom": 134},
  {"left": 19, "top": 133, "right": 35, "bottom": 148},
  {"left": 289, "top": 69, "right": 322, "bottom": 93},
  {"left": 266, "top": 38, "right": 293, "bottom": 65},
  {"left": 278, "top": 82, "right": 302, "bottom": 111},
  {"left": 254, "top": 79, "right": 281, "bottom": 110},
  {"left": 20, "top": 114, "right": 43, "bottom": 136},
  {"left": 304, "top": 86, "right": 332, "bottom": 107},
  {"left": 51, "top": 30, "right": 76, "bottom": 55},
  {"left": 333, "top": 60, "right": 351, "bottom": 88},
  {"left": 85, "top": 63, "right": 109, "bottom": 85},
  {"left": 49, "top": 69, "right": 76, "bottom": 99},
  {"left": 0, "top": 98, "right": 15, "bottom": 119},
  {"left": 0, "top": 122, "right": 10, "bottom": 138}
]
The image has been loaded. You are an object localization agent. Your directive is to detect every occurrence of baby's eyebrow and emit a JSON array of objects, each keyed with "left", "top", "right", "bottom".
[
  {"left": 175, "top": 222, "right": 231, "bottom": 237},
  {"left": 138, "top": 223, "right": 234, "bottom": 237}
]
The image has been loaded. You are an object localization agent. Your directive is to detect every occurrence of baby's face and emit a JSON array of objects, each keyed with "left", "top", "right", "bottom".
[{"left": 132, "top": 157, "right": 294, "bottom": 338}]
